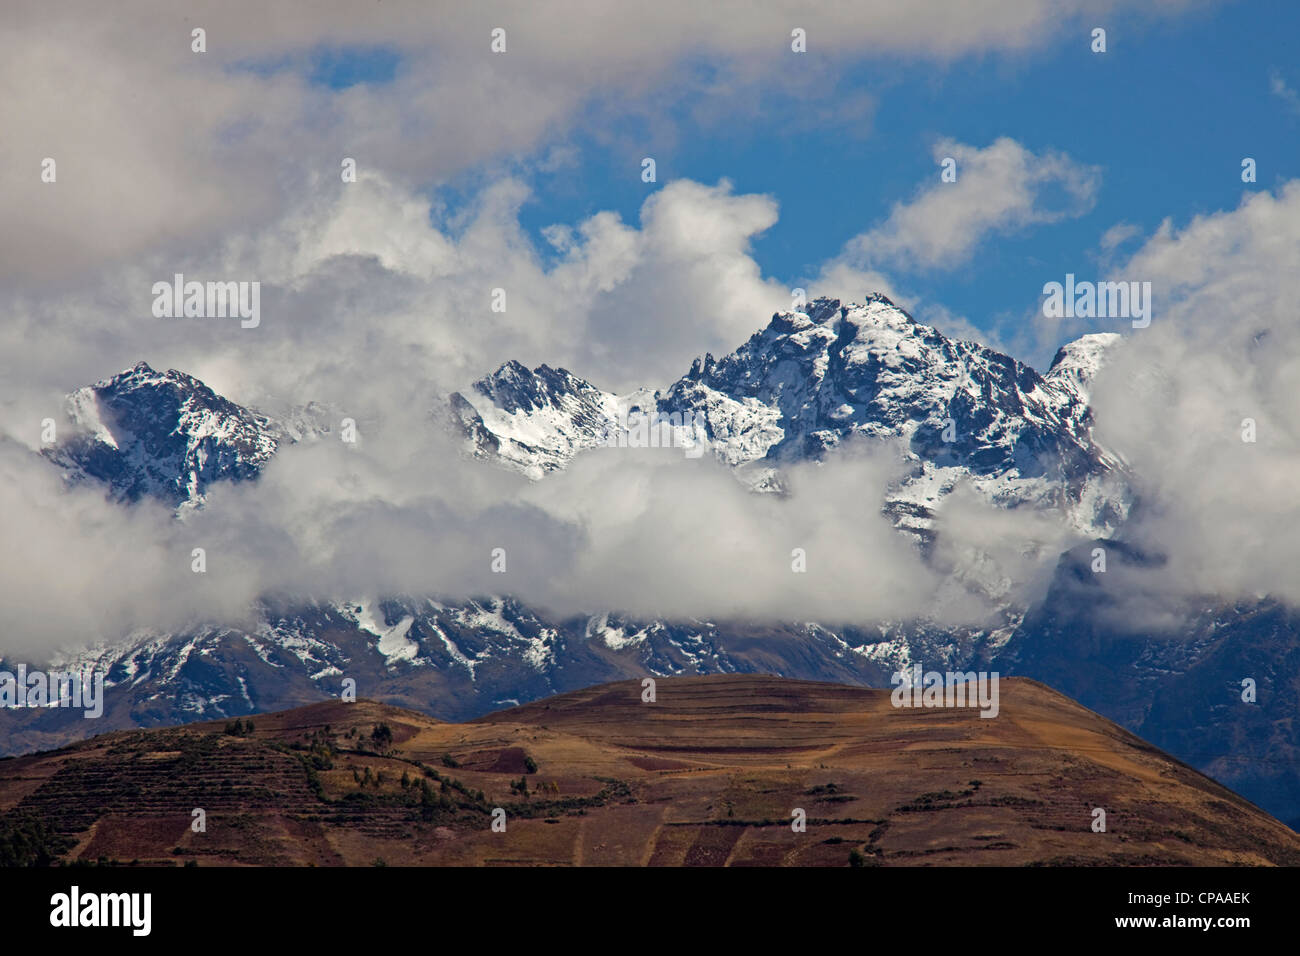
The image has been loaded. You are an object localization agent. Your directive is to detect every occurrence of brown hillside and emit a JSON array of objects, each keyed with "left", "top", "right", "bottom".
[{"left": 1, "top": 675, "right": 1295, "bottom": 866}]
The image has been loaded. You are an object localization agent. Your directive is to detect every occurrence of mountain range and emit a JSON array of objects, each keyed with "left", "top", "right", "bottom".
[{"left": 4, "top": 295, "right": 1296, "bottom": 829}]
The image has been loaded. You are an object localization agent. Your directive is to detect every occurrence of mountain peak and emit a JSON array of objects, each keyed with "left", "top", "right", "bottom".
[
  {"left": 1048, "top": 332, "right": 1122, "bottom": 373},
  {"left": 452, "top": 292, "right": 1128, "bottom": 537},
  {"left": 451, "top": 361, "right": 624, "bottom": 477},
  {"left": 97, "top": 360, "right": 162, "bottom": 387},
  {"left": 46, "top": 362, "right": 280, "bottom": 505},
  {"left": 1045, "top": 333, "right": 1123, "bottom": 403},
  {"left": 473, "top": 360, "right": 604, "bottom": 417},
  {"left": 97, "top": 360, "right": 208, "bottom": 393},
  {"left": 763, "top": 295, "right": 916, "bottom": 344},
  {"left": 800, "top": 296, "right": 844, "bottom": 324}
]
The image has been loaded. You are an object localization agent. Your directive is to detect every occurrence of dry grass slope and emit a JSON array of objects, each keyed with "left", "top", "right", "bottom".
[{"left": 1, "top": 675, "right": 1295, "bottom": 867}]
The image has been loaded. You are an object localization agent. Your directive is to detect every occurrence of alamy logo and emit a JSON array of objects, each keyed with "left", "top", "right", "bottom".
[
  {"left": 0, "top": 665, "right": 104, "bottom": 718},
  {"left": 49, "top": 886, "right": 151, "bottom": 936},
  {"left": 890, "top": 664, "right": 999, "bottom": 718},
  {"left": 152, "top": 273, "right": 260, "bottom": 328},
  {"left": 1042, "top": 274, "right": 1151, "bottom": 328}
]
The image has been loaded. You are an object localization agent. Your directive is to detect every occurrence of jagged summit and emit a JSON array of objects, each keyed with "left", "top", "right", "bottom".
[
  {"left": 473, "top": 360, "right": 605, "bottom": 415},
  {"left": 453, "top": 294, "right": 1129, "bottom": 539},
  {"left": 448, "top": 361, "right": 641, "bottom": 478},
  {"left": 44, "top": 362, "right": 280, "bottom": 506},
  {"left": 44, "top": 298, "right": 1128, "bottom": 536}
]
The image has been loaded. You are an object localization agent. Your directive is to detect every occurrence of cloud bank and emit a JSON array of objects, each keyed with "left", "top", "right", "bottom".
[{"left": 1089, "top": 181, "right": 1300, "bottom": 616}]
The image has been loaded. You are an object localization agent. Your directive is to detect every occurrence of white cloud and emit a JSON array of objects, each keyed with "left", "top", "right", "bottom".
[
  {"left": 1099, "top": 221, "right": 1143, "bottom": 255},
  {"left": 0, "top": 0, "right": 1200, "bottom": 285},
  {"left": 0, "top": 410, "right": 997, "bottom": 661},
  {"left": 517, "top": 441, "right": 963, "bottom": 623},
  {"left": 1089, "top": 180, "right": 1300, "bottom": 610},
  {"left": 1269, "top": 67, "right": 1300, "bottom": 114},
  {"left": 0, "top": 173, "right": 795, "bottom": 425},
  {"left": 830, "top": 137, "right": 1100, "bottom": 273},
  {"left": 807, "top": 136, "right": 1098, "bottom": 360}
]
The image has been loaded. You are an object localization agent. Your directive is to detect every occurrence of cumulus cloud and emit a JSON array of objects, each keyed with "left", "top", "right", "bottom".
[
  {"left": 518, "top": 441, "right": 972, "bottom": 623},
  {"left": 1088, "top": 180, "right": 1300, "bottom": 614},
  {"left": 0, "top": 413, "right": 1014, "bottom": 661},
  {"left": 0, "top": 172, "right": 793, "bottom": 438},
  {"left": 1, "top": 0, "right": 1200, "bottom": 286},
  {"left": 0, "top": 440, "right": 260, "bottom": 656},
  {"left": 828, "top": 137, "right": 1100, "bottom": 273},
  {"left": 806, "top": 136, "right": 1098, "bottom": 355}
]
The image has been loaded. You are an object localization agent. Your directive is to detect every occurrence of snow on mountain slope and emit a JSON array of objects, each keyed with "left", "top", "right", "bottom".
[
  {"left": 1042, "top": 332, "right": 1122, "bottom": 405},
  {"left": 43, "top": 362, "right": 281, "bottom": 506},
  {"left": 34, "top": 296, "right": 1130, "bottom": 632},
  {"left": 44, "top": 297, "right": 1114, "bottom": 536},
  {"left": 456, "top": 295, "right": 1131, "bottom": 539},
  {"left": 349, "top": 600, "right": 421, "bottom": 664},
  {"left": 42, "top": 362, "right": 345, "bottom": 507},
  {"left": 449, "top": 361, "right": 658, "bottom": 478}
]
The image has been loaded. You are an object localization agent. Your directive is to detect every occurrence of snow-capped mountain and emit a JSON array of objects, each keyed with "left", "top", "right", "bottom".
[
  {"left": 1044, "top": 332, "right": 1121, "bottom": 405},
  {"left": 450, "top": 361, "right": 655, "bottom": 478},
  {"left": 42, "top": 361, "right": 341, "bottom": 508},
  {"left": 43, "top": 362, "right": 281, "bottom": 507},
  {"left": 456, "top": 296, "right": 1131, "bottom": 540},
  {"left": 13, "top": 296, "right": 1300, "bottom": 826}
]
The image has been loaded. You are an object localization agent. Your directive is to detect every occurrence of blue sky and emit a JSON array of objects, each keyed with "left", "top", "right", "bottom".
[{"left": 351, "top": 0, "right": 1298, "bottom": 366}]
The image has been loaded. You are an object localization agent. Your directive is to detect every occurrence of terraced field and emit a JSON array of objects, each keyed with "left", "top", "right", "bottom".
[{"left": 2, "top": 675, "right": 1296, "bottom": 866}]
